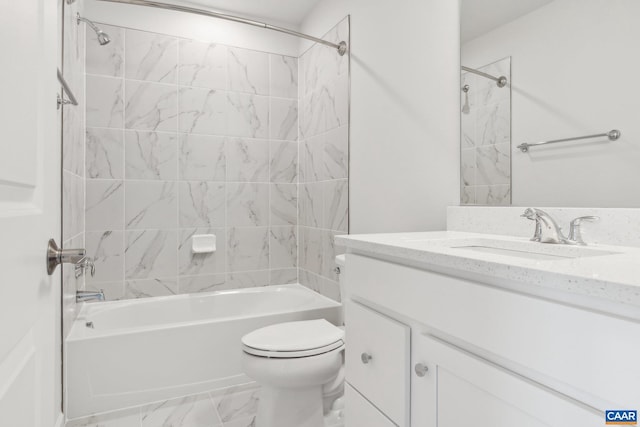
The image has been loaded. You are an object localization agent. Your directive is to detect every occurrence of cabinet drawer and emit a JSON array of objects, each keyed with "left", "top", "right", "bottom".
[
  {"left": 345, "top": 383, "right": 397, "bottom": 427},
  {"left": 345, "top": 301, "right": 410, "bottom": 426}
]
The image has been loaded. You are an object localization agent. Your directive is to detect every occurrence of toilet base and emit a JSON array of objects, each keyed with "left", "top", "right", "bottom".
[{"left": 256, "top": 385, "right": 324, "bottom": 427}]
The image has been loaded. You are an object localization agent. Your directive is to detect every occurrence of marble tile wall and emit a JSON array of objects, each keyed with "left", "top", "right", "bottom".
[
  {"left": 84, "top": 25, "right": 301, "bottom": 300},
  {"left": 298, "top": 17, "right": 350, "bottom": 301},
  {"left": 62, "top": 0, "right": 86, "bottom": 339},
  {"left": 460, "top": 57, "right": 511, "bottom": 206}
]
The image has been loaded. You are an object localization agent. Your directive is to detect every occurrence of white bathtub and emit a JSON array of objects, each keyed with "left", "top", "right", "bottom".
[{"left": 65, "top": 284, "right": 342, "bottom": 420}]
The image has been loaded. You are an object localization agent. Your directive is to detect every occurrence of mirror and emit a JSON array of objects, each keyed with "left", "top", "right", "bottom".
[{"left": 460, "top": 0, "right": 640, "bottom": 208}]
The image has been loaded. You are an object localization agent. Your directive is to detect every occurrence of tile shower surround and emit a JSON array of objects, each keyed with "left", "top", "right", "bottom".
[
  {"left": 298, "top": 18, "right": 349, "bottom": 301},
  {"left": 460, "top": 57, "right": 511, "bottom": 206},
  {"left": 62, "top": 0, "right": 86, "bottom": 339},
  {"left": 83, "top": 19, "right": 349, "bottom": 301}
]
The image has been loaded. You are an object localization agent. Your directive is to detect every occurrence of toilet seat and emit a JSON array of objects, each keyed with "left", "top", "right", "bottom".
[
  {"left": 243, "top": 340, "right": 344, "bottom": 358},
  {"left": 242, "top": 319, "right": 345, "bottom": 358}
]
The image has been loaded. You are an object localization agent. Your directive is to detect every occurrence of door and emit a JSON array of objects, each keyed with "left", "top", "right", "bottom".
[
  {"left": 0, "top": 1, "right": 62, "bottom": 426},
  {"left": 411, "top": 333, "right": 601, "bottom": 427}
]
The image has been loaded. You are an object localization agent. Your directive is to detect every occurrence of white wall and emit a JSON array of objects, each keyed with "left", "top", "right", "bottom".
[
  {"left": 462, "top": 0, "right": 640, "bottom": 208},
  {"left": 84, "top": 0, "right": 299, "bottom": 55},
  {"left": 299, "top": 0, "right": 461, "bottom": 233}
]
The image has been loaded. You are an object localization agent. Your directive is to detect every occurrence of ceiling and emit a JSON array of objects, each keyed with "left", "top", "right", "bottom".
[
  {"left": 461, "top": 0, "right": 554, "bottom": 43},
  {"left": 171, "top": 0, "right": 324, "bottom": 26}
]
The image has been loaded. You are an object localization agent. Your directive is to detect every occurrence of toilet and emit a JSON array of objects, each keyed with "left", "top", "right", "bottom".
[{"left": 241, "top": 255, "right": 347, "bottom": 427}]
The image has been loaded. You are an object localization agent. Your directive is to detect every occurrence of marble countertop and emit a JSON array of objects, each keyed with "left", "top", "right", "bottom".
[{"left": 335, "top": 231, "right": 640, "bottom": 315}]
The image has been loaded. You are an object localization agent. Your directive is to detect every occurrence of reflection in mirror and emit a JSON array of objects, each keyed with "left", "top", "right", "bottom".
[
  {"left": 460, "top": 0, "right": 640, "bottom": 208},
  {"left": 461, "top": 58, "right": 511, "bottom": 205}
]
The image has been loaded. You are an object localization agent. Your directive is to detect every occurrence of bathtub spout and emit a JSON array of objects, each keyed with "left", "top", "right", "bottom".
[{"left": 76, "top": 290, "right": 105, "bottom": 303}]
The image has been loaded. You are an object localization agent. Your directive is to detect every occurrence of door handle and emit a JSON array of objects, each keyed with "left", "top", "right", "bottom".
[{"left": 46, "top": 238, "right": 89, "bottom": 275}]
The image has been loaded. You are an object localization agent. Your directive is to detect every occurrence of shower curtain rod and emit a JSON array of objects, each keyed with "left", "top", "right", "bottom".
[
  {"left": 461, "top": 65, "right": 507, "bottom": 88},
  {"left": 97, "top": 0, "right": 348, "bottom": 56}
]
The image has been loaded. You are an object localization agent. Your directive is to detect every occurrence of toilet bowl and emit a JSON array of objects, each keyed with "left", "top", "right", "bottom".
[{"left": 241, "top": 319, "right": 345, "bottom": 427}]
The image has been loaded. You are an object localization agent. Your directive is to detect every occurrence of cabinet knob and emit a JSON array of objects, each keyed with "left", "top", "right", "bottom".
[
  {"left": 414, "top": 363, "right": 429, "bottom": 377},
  {"left": 361, "top": 352, "right": 373, "bottom": 364}
]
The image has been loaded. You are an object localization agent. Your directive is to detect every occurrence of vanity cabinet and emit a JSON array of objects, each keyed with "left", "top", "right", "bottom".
[
  {"left": 411, "top": 334, "right": 600, "bottom": 427},
  {"left": 343, "top": 253, "right": 639, "bottom": 427}
]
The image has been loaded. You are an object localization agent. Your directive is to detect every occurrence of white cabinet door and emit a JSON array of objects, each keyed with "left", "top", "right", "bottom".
[
  {"left": 0, "top": 1, "right": 61, "bottom": 426},
  {"left": 411, "top": 334, "right": 602, "bottom": 427}
]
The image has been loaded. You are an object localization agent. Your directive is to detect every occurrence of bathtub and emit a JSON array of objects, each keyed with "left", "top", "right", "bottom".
[{"left": 65, "top": 284, "right": 342, "bottom": 420}]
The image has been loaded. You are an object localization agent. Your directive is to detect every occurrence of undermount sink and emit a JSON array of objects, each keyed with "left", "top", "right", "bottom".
[
  {"left": 447, "top": 238, "right": 620, "bottom": 261},
  {"left": 452, "top": 245, "right": 573, "bottom": 261}
]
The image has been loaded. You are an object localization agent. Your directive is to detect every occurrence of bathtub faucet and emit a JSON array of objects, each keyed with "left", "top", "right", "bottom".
[{"left": 76, "top": 290, "right": 105, "bottom": 303}]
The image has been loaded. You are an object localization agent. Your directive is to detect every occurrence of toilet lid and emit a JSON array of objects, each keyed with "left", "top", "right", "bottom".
[{"left": 242, "top": 319, "right": 344, "bottom": 357}]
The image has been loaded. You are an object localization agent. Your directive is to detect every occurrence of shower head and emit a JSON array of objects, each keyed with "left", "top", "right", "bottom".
[
  {"left": 461, "top": 84, "right": 471, "bottom": 114},
  {"left": 96, "top": 30, "right": 111, "bottom": 45},
  {"left": 77, "top": 13, "right": 111, "bottom": 45}
]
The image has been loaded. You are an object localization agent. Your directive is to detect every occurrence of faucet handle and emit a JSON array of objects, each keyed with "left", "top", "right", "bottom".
[
  {"left": 520, "top": 207, "right": 538, "bottom": 219},
  {"left": 521, "top": 208, "right": 543, "bottom": 242},
  {"left": 571, "top": 216, "right": 600, "bottom": 227},
  {"left": 570, "top": 216, "right": 599, "bottom": 225},
  {"left": 568, "top": 216, "right": 599, "bottom": 245},
  {"left": 74, "top": 256, "right": 96, "bottom": 279}
]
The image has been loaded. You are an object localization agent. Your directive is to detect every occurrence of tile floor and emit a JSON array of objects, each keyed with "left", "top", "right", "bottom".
[
  {"left": 66, "top": 383, "right": 344, "bottom": 427},
  {"left": 66, "top": 384, "right": 260, "bottom": 427}
]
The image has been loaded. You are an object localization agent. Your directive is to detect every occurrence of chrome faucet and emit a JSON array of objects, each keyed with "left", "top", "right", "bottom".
[
  {"left": 522, "top": 209, "right": 600, "bottom": 245},
  {"left": 76, "top": 290, "right": 105, "bottom": 303},
  {"left": 521, "top": 208, "right": 569, "bottom": 244}
]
